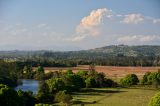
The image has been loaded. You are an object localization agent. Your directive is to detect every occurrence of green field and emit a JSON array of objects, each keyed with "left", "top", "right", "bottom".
[{"left": 72, "top": 88, "right": 159, "bottom": 106}]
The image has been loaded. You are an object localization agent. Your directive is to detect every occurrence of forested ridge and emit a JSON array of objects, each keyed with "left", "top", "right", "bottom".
[{"left": 0, "top": 45, "right": 160, "bottom": 66}]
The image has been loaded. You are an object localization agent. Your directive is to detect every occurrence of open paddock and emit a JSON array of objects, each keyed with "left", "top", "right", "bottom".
[{"left": 42, "top": 65, "right": 160, "bottom": 79}]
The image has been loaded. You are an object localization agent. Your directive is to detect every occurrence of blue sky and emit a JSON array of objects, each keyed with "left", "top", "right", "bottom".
[{"left": 0, "top": 0, "right": 160, "bottom": 50}]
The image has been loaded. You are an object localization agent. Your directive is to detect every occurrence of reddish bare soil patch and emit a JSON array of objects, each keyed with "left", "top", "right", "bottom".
[{"left": 43, "top": 65, "right": 160, "bottom": 79}]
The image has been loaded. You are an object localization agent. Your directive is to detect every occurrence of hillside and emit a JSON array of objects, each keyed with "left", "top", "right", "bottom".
[
  {"left": 0, "top": 45, "right": 160, "bottom": 66},
  {"left": 88, "top": 45, "right": 160, "bottom": 57}
]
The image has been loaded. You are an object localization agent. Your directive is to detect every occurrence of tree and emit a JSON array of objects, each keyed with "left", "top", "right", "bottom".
[
  {"left": 120, "top": 74, "right": 139, "bottom": 86},
  {"left": 148, "top": 92, "right": 160, "bottom": 106},
  {"left": 34, "top": 66, "right": 45, "bottom": 80},
  {"left": 0, "top": 76, "right": 17, "bottom": 87},
  {"left": 46, "top": 78, "right": 65, "bottom": 93},
  {"left": 17, "top": 90, "right": 36, "bottom": 106},
  {"left": 0, "top": 60, "right": 18, "bottom": 87},
  {"left": 63, "top": 74, "right": 85, "bottom": 91},
  {"left": 85, "top": 77, "right": 97, "bottom": 88},
  {"left": 141, "top": 72, "right": 151, "bottom": 85},
  {"left": 94, "top": 72, "right": 106, "bottom": 87},
  {"left": 147, "top": 72, "right": 160, "bottom": 85},
  {"left": 22, "top": 66, "right": 33, "bottom": 79},
  {"left": 104, "top": 78, "right": 117, "bottom": 87},
  {"left": 65, "top": 69, "right": 73, "bottom": 75},
  {"left": 36, "top": 81, "right": 53, "bottom": 103},
  {"left": 35, "top": 66, "right": 44, "bottom": 73},
  {"left": 55, "top": 91, "right": 72, "bottom": 106},
  {"left": 76, "top": 70, "right": 88, "bottom": 79},
  {"left": 0, "top": 84, "right": 21, "bottom": 106}
]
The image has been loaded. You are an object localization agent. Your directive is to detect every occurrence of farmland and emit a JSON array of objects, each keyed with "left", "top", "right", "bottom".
[{"left": 43, "top": 65, "right": 160, "bottom": 79}]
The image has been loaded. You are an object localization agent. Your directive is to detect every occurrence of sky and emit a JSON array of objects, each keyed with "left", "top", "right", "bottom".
[{"left": 0, "top": 0, "right": 160, "bottom": 51}]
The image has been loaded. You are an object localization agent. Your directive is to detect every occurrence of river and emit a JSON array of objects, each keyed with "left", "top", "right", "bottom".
[{"left": 14, "top": 79, "right": 39, "bottom": 94}]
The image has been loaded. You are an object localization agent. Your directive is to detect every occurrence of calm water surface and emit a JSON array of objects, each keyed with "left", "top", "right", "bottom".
[{"left": 14, "top": 79, "right": 39, "bottom": 94}]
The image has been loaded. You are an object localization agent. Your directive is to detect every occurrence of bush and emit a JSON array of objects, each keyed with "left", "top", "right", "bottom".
[
  {"left": 35, "top": 66, "right": 44, "bottom": 73},
  {"left": 76, "top": 70, "right": 88, "bottom": 79},
  {"left": 147, "top": 72, "right": 160, "bottom": 85},
  {"left": 148, "top": 92, "right": 160, "bottom": 106},
  {"left": 141, "top": 72, "right": 151, "bottom": 85},
  {"left": 85, "top": 77, "right": 97, "bottom": 88},
  {"left": 104, "top": 79, "right": 117, "bottom": 87},
  {"left": 36, "top": 93, "right": 53, "bottom": 104},
  {"left": 120, "top": 74, "right": 139, "bottom": 86},
  {"left": 55, "top": 91, "right": 72, "bottom": 105},
  {"left": 65, "top": 69, "right": 74, "bottom": 75}
]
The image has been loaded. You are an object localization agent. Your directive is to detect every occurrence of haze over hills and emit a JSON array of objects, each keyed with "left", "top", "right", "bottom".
[
  {"left": 88, "top": 45, "right": 160, "bottom": 57},
  {"left": 0, "top": 45, "right": 160, "bottom": 58}
]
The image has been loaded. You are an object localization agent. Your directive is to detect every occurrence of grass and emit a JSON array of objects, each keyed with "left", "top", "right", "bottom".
[{"left": 71, "top": 88, "right": 160, "bottom": 106}]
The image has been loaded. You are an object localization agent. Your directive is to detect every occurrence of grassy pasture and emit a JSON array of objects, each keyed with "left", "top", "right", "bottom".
[{"left": 72, "top": 88, "right": 159, "bottom": 106}]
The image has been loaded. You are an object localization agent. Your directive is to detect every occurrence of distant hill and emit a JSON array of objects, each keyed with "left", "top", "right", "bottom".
[
  {"left": 0, "top": 45, "right": 160, "bottom": 58},
  {"left": 0, "top": 45, "right": 160, "bottom": 66},
  {"left": 88, "top": 45, "right": 160, "bottom": 57}
]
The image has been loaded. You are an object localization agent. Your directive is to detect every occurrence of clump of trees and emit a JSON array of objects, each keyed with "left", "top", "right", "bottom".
[
  {"left": 17, "top": 90, "right": 36, "bottom": 106},
  {"left": 0, "top": 84, "right": 21, "bottom": 106},
  {"left": 148, "top": 92, "right": 160, "bottom": 106},
  {"left": 35, "top": 68, "right": 117, "bottom": 104},
  {"left": 0, "top": 84, "right": 37, "bottom": 106},
  {"left": 120, "top": 74, "right": 139, "bottom": 86},
  {"left": 0, "top": 60, "right": 18, "bottom": 87},
  {"left": 21, "top": 66, "right": 34, "bottom": 79},
  {"left": 42, "top": 69, "right": 116, "bottom": 95},
  {"left": 141, "top": 72, "right": 160, "bottom": 88},
  {"left": 34, "top": 66, "right": 45, "bottom": 80}
]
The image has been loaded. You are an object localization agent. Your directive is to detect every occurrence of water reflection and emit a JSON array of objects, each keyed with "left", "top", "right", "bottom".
[{"left": 14, "top": 79, "right": 39, "bottom": 94}]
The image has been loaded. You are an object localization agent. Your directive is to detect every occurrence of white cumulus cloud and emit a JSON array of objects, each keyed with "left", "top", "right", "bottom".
[
  {"left": 72, "top": 8, "right": 112, "bottom": 41},
  {"left": 153, "top": 19, "right": 160, "bottom": 24},
  {"left": 121, "top": 14, "right": 144, "bottom": 24},
  {"left": 117, "top": 35, "right": 160, "bottom": 44}
]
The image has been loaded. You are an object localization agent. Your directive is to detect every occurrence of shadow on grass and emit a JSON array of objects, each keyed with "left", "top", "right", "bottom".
[
  {"left": 123, "top": 85, "right": 160, "bottom": 91},
  {"left": 72, "top": 88, "right": 126, "bottom": 105},
  {"left": 72, "top": 88, "right": 126, "bottom": 95}
]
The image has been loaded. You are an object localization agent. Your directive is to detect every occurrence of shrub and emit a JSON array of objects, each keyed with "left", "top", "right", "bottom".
[
  {"left": 65, "top": 69, "right": 74, "bottom": 75},
  {"left": 36, "top": 93, "right": 53, "bottom": 104},
  {"left": 35, "top": 66, "right": 44, "bottom": 73},
  {"left": 120, "top": 74, "right": 139, "bottom": 86},
  {"left": 76, "top": 70, "right": 88, "bottom": 79},
  {"left": 55, "top": 91, "right": 72, "bottom": 105},
  {"left": 85, "top": 77, "right": 97, "bottom": 88},
  {"left": 147, "top": 72, "right": 160, "bottom": 85},
  {"left": 141, "top": 72, "right": 151, "bottom": 85},
  {"left": 148, "top": 92, "right": 160, "bottom": 106},
  {"left": 104, "top": 78, "right": 117, "bottom": 87}
]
